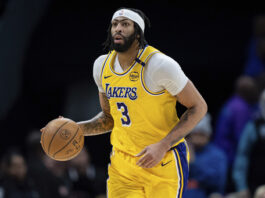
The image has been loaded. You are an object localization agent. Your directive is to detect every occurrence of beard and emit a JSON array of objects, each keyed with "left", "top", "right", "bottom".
[{"left": 111, "top": 31, "right": 137, "bottom": 52}]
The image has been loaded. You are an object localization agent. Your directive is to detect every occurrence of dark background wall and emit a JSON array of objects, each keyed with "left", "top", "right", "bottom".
[{"left": 0, "top": 0, "right": 264, "bottom": 167}]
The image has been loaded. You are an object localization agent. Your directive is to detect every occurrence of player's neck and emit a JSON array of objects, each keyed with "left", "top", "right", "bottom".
[{"left": 117, "top": 41, "right": 139, "bottom": 71}]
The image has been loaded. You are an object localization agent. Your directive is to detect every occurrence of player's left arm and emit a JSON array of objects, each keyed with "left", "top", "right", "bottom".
[
  {"left": 136, "top": 80, "right": 207, "bottom": 168},
  {"left": 163, "top": 80, "right": 208, "bottom": 147}
]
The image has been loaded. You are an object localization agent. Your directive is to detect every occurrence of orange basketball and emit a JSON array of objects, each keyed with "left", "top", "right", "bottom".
[{"left": 40, "top": 117, "right": 84, "bottom": 161}]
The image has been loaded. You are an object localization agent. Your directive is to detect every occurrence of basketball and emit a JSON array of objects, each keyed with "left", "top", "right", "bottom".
[{"left": 40, "top": 117, "right": 84, "bottom": 161}]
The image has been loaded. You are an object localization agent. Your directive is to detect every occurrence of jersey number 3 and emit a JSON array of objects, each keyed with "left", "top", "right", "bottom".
[{"left": 117, "top": 102, "right": 131, "bottom": 126}]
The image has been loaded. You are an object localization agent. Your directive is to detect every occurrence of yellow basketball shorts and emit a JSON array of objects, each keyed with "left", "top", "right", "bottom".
[{"left": 107, "top": 142, "right": 189, "bottom": 198}]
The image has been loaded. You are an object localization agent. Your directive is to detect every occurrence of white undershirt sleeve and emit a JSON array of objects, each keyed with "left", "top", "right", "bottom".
[
  {"left": 93, "top": 53, "right": 188, "bottom": 96},
  {"left": 146, "top": 53, "right": 188, "bottom": 96},
  {"left": 93, "top": 54, "right": 107, "bottom": 93}
]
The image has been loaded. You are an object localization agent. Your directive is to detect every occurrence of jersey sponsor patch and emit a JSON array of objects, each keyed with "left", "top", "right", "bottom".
[{"left": 105, "top": 83, "right": 137, "bottom": 100}]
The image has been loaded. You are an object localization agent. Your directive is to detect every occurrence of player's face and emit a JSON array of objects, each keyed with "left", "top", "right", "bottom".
[
  {"left": 111, "top": 17, "right": 137, "bottom": 52},
  {"left": 8, "top": 155, "right": 27, "bottom": 181},
  {"left": 188, "top": 132, "right": 209, "bottom": 150}
]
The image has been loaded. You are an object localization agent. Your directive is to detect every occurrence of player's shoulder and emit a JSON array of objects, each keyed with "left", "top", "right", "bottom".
[
  {"left": 148, "top": 51, "right": 181, "bottom": 70},
  {"left": 93, "top": 54, "right": 108, "bottom": 71},
  {"left": 94, "top": 54, "right": 108, "bottom": 66},
  {"left": 150, "top": 50, "right": 179, "bottom": 62}
]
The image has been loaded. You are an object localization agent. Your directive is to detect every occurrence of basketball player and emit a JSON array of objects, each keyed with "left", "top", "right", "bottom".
[{"left": 70, "top": 7, "right": 207, "bottom": 198}]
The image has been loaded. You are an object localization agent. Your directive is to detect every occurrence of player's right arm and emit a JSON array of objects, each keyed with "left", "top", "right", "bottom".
[
  {"left": 78, "top": 92, "right": 114, "bottom": 136},
  {"left": 78, "top": 54, "right": 113, "bottom": 136}
]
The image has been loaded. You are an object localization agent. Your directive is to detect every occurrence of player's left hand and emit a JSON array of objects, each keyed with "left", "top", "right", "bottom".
[{"left": 136, "top": 142, "right": 169, "bottom": 168}]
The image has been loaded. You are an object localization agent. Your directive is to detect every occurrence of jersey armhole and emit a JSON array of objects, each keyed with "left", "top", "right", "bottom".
[
  {"left": 140, "top": 51, "right": 166, "bottom": 96},
  {"left": 100, "top": 52, "right": 111, "bottom": 88}
]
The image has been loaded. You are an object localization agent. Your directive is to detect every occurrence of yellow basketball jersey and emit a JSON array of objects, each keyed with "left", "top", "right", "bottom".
[{"left": 101, "top": 45, "right": 184, "bottom": 155}]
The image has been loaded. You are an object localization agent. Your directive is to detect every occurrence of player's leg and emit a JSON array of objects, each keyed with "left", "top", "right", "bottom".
[
  {"left": 147, "top": 182, "right": 179, "bottom": 198},
  {"left": 107, "top": 177, "right": 146, "bottom": 198},
  {"left": 171, "top": 141, "right": 189, "bottom": 197},
  {"left": 145, "top": 142, "right": 189, "bottom": 198},
  {"left": 107, "top": 149, "right": 146, "bottom": 198}
]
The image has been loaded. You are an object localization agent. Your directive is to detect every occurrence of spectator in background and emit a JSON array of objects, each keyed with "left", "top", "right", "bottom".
[
  {"left": 213, "top": 75, "right": 259, "bottom": 193},
  {"left": 244, "top": 14, "right": 265, "bottom": 77},
  {"left": 66, "top": 147, "right": 107, "bottom": 198},
  {"left": 256, "top": 72, "right": 265, "bottom": 94},
  {"left": 233, "top": 89, "right": 265, "bottom": 198},
  {"left": 0, "top": 147, "right": 39, "bottom": 198},
  {"left": 26, "top": 130, "right": 69, "bottom": 198},
  {"left": 184, "top": 113, "right": 227, "bottom": 198},
  {"left": 42, "top": 155, "right": 70, "bottom": 198}
]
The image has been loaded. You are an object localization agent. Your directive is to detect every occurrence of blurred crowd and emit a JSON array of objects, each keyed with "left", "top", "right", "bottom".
[
  {"left": 182, "top": 14, "right": 265, "bottom": 198},
  {"left": 1, "top": 83, "right": 264, "bottom": 198},
  {"left": 0, "top": 132, "right": 107, "bottom": 198},
  {"left": 1, "top": 0, "right": 265, "bottom": 197}
]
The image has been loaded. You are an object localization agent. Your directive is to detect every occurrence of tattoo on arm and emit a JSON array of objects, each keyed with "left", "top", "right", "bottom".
[
  {"left": 169, "top": 106, "right": 197, "bottom": 146},
  {"left": 161, "top": 80, "right": 207, "bottom": 149},
  {"left": 78, "top": 93, "right": 114, "bottom": 136}
]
